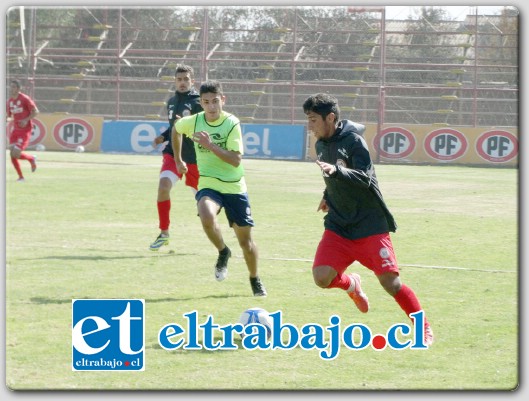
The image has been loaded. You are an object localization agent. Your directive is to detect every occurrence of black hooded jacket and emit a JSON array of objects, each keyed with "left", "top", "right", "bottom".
[
  {"left": 160, "top": 88, "right": 202, "bottom": 163},
  {"left": 315, "top": 119, "right": 397, "bottom": 240}
]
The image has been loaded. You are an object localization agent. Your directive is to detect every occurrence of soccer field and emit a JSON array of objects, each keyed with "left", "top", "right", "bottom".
[{"left": 5, "top": 151, "right": 518, "bottom": 391}]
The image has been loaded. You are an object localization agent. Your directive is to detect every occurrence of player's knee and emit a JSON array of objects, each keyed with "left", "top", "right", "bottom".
[
  {"left": 238, "top": 238, "right": 255, "bottom": 253},
  {"left": 158, "top": 177, "right": 173, "bottom": 192},
  {"left": 313, "top": 277, "right": 330, "bottom": 288},
  {"left": 199, "top": 213, "right": 217, "bottom": 230},
  {"left": 312, "top": 266, "right": 333, "bottom": 288},
  {"left": 378, "top": 273, "right": 401, "bottom": 296}
]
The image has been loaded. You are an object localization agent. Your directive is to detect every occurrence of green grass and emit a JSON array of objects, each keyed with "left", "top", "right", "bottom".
[{"left": 5, "top": 151, "right": 518, "bottom": 390}]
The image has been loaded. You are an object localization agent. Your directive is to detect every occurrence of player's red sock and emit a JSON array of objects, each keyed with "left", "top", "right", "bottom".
[
  {"left": 157, "top": 199, "right": 171, "bottom": 231},
  {"left": 327, "top": 273, "right": 352, "bottom": 291},
  {"left": 394, "top": 284, "right": 429, "bottom": 325},
  {"left": 11, "top": 157, "right": 23, "bottom": 179}
]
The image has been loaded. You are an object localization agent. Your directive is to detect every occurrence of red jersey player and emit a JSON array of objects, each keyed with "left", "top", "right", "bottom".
[{"left": 6, "top": 80, "right": 39, "bottom": 182}]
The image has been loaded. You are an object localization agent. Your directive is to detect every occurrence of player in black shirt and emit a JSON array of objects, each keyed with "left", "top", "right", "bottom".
[
  {"left": 303, "top": 93, "right": 433, "bottom": 346},
  {"left": 150, "top": 64, "right": 202, "bottom": 251}
]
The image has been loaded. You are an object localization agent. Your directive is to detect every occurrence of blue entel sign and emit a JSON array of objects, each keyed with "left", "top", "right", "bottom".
[
  {"left": 242, "top": 124, "right": 306, "bottom": 160},
  {"left": 100, "top": 121, "right": 306, "bottom": 160}
]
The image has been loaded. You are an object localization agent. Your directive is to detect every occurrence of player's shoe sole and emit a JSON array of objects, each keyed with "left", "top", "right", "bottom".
[
  {"left": 347, "top": 273, "right": 369, "bottom": 313},
  {"left": 149, "top": 235, "right": 169, "bottom": 251}
]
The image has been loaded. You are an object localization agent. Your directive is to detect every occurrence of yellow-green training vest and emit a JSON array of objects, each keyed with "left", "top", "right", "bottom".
[{"left": 175, "top": 111, "right": 247, "bottom": 194}]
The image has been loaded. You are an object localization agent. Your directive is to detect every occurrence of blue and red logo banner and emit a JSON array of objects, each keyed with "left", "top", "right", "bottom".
[{"left": 72, "top": 299, "right": 145, "bottom": 371}]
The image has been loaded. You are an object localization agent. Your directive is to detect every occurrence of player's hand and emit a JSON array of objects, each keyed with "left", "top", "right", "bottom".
[
  {"left": 153, "top": 135, "right": 164, "bottom": 146},
  {"left": 176, "top": 161, "right": 188, "bottom": 174},
  {"left": 192, "top": 131, "right": 213, "bottom": 149},
  {"left": 317, "top": 198, "right": 329, "bottom": 213},
  {"left": 316, "top": 160, "right": 336, "bottom": 176}
]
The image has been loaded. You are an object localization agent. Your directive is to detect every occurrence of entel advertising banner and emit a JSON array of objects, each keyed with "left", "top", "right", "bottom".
[
  {"left": 10, "top": 114, "right": 104, "bottom": 152},
  {"left": 101, "top": 121, "right": 306, "bottom": 160},
  {"left": 100, "top": 121, "right": 168, "bottom": 154},
  {"left": 308, "top": 124, "right": 518, "bottom": 167}
]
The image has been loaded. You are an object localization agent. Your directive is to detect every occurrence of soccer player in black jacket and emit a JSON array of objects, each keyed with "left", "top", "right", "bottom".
[
  {"left": 150, "top": 64, "right": 203, "bottom": 251},
  {"left": 303, "top": 93, "right": 433, "bottom": 346}
]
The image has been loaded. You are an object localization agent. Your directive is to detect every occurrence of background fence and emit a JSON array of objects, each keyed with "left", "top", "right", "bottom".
[{"left": 6, "top": 6, "right": 518, "bottom": 128}]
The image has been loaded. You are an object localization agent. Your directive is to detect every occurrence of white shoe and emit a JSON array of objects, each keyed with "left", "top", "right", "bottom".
[
  {"left": 214, "top": 248, "right": 231, "bottom": 281},
  {"left": 31, "top": 155, "right": 37, "bottom": 172}
]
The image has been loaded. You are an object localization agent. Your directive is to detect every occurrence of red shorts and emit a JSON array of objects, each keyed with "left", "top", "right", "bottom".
[
  {"left": 160, "top": 153, "right": 199, "bottom": 190},
  {"left": 9, "top": 127, "right": 32, "bottom": 151},
  {"left": 313, "top": 230, "right": 400, "bottom": 276}
]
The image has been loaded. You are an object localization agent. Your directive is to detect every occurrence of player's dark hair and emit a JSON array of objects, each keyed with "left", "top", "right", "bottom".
[
  {"left": 10, "top": 80, "right": 21, "bottom": 89},
  {"left": 200, "top": 80, "right": 223, "bottom": 96},
  {"left": 303, "top": 93, "right": 340, "bottom": 122},
  {"left": 175, "top": 64, "right": 194, "bottom": 78}
]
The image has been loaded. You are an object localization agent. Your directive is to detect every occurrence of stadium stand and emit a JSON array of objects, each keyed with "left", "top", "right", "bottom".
[{"left": 6, "top": 6, "right": 518, "bottom": 127}]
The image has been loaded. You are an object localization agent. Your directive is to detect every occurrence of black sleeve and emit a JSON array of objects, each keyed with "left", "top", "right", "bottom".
[
  {"left": 160, "top": 126, "right": 171, "bottom": 141},
  {"left": 334, "top": 141, "right": 373, "bottom": 188}
]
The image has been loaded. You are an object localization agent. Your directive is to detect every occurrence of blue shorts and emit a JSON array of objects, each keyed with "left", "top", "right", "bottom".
[{"left": 196, "top": 188, "right": 255, "bottom": 227}]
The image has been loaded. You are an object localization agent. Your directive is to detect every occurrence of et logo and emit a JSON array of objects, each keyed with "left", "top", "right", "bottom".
[
  {"left": 53, "top": 118, "right": 94, "bottom": 149},
  {"left": 72, "top": 299, "right": 145, "bottom": 371},
  {"left": 476, "top": 130, "right": 518, "bottom": 163},
  {"left": 424, "top": 128, "right": 468, "bottom": 161},
  {"left": 375, "top": 127, "right": 416, "bottom": 159}
]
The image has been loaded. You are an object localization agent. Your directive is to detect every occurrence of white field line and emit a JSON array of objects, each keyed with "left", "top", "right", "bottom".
[{"left": 259, "top": 257, "right": 517, "bottom": 274}]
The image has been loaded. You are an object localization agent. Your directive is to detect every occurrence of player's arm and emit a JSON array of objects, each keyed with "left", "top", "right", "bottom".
[
  {"left": 336, "top": 146, "right": 373, "bottom": 188},
  {"left": 318, "top": 144, "right": 373, "bottom": 188},
  {"left": 153, "top": 126, "right": 171, "bottom": 146},
  {"left": 18, "top": 105, "right": 39, "bottom": 128},
  {"left": 316, "top": 186, "right": 329, "bottom": 212},
  {"left": 192, "top": 130, "right": 242, "bottom": 167},
  {"left": 29, "top": 105, "right": 39, "bottom": 120},
  {"left": 153, "top": 135, "right": 165, "bottom": 146},
  {"left": 171, "top": 125, "right": 188, "bottom": 174}
]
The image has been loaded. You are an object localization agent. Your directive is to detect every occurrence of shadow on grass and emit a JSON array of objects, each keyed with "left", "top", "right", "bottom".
[{"left": 30, "top": 293, "right": 244, "bottom": 305}]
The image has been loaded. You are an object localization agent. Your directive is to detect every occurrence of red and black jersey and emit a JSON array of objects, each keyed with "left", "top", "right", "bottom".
[
  {"left": 161, "top": 88, "right": 202, "bottom": 163},
  {"left": 315, "top": 119, "right": 397, "bottom": 240}
]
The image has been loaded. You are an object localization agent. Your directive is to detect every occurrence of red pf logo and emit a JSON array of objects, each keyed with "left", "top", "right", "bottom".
[
  {"left": 476, "top": 130, "right": 518, "bottom": 163},
  {"left": 53, "top": 118, "right": 94, "bottom": 149},
  {"left": 424, "top": 128, "right": 468, "bottom": 161},
  {"left": 375, "top": 127, "right": 416, "bottom": 159}
]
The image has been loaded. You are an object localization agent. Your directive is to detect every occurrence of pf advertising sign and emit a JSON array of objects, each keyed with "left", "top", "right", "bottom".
[
  {"left": 423, "top": 128, "right": 468, "bottom": 161},
  {"left": 371, "top": 125, "right": 517, "bottom": 167},
  {"left": 19, "top": 114, "right": 104, "bottom": 152},
  {"left": 374, "top": 127, "right": 416, "bottom": 160},
  {"left": 475, "top": 130, "right": 518, "bottom": 163}
]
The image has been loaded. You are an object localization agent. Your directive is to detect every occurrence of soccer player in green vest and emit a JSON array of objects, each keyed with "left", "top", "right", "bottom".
[{"left": 171, "top": 80, "right": 267, "bottom": 297}]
